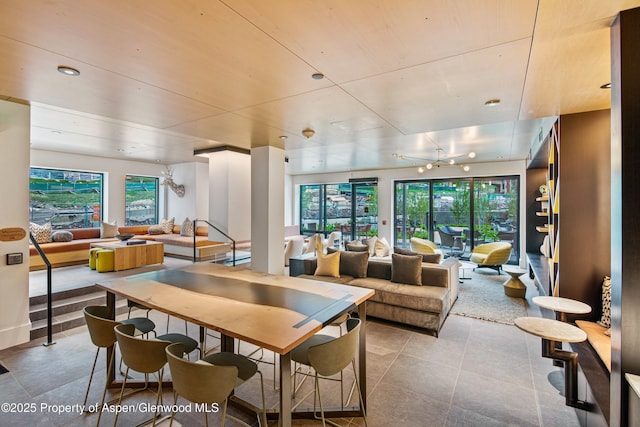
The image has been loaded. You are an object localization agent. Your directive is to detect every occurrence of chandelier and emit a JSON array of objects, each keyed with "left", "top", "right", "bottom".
[{"left": 393, "top": 148, "right": 476, "bottom": 173}]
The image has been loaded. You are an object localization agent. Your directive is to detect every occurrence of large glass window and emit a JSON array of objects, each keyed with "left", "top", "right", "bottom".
[
  {"left": 473, "top": 177, "right": 519, "bottom": 262},
  {"left": 300, "top": 182, "right": 378, "bottom": 240},
  {"left": 394, "top": 175, "right": 519, "bottom": 262},
  {"left": 301, "top": 184, "right": 323, "bottom": 233},
  {"left": 29, "top": 167, "right": 104, "bottom": 229},
  {"left": 125, "top": 175, "right": 159, "bottom": 225},
  {"left": 394, "top": 181, "right": 430, "bottom": 247}
]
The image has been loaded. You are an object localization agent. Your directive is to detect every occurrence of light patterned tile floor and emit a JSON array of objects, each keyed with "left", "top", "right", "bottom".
[{"left": 0, "top": 262, "right": 583, "bottom": 426}]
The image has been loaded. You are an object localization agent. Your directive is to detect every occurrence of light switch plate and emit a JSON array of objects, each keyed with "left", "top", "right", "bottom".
[{"left": 7, "top": 253, "right": 23, "bottom": 265}]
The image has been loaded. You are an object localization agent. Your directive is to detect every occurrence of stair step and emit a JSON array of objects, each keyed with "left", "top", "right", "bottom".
[
  {"left": 29, "top": 284, "right": 102, "bottom": 306},
  {"left": 29, "top": 292, "right": 106, "bottom": 322},
  {"left": 29, "top": 297, "right": 129, "bottom": 340}
]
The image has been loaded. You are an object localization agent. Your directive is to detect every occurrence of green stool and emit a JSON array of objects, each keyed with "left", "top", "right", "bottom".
[
  {"left": 95, "top": 249, "right": 115, "bottom": 273},
  {"left": 88, "top": 248, "right": 101, "bottom": 270}
]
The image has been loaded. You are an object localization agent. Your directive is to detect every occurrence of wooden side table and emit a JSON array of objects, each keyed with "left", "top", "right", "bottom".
[
  {"left": 515, "top": 317, "right": 591, "bottom": 409},
  {"left": 503, "top": 269, "right": 527, "bottom": 298}
]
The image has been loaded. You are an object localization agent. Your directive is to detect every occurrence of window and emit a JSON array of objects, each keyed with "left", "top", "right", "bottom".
[
  {"left": 29, "top": 167, "right": 104, "bottom": 229},
  {"left": 125, "top": 175, "right": 159, "bottom": 225},
  {"left": 394, "top": 175, "right": 519, "bottom": 262},
  {"left": 300, "top": 182, "right": 378, "bottom": 240}
]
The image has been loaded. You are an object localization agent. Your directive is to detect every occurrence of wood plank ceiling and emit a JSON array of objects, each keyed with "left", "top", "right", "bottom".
[{"left": 0, "top": 0, "right": 637, "bottom": 174}]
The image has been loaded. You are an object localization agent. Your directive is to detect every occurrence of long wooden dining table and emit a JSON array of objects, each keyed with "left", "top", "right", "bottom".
[{"left": 95, "top": 262, "right": 375, "bottom": 427}]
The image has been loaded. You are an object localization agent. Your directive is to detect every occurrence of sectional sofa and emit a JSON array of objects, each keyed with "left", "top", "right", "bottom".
[{"left": 289, "top": 252, "right": 459, "bottom": 336}]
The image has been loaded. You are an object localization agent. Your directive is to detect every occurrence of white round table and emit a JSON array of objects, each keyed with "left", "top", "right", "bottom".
[{"left": 532, "top": 296, "right": 591, "bottom": 322}]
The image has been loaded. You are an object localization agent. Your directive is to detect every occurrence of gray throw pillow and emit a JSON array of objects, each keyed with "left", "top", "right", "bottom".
[
  {"left": 51, "top": 230, "right": 73, "bottom": 242},
  {"left": 339, "top": 250, "right": 369, "bottom": 278},
  {"left": 147, "top": 224, "right": 165, "bottom": 235},
  {"left": 394, "top": 246, "right": 441, "bottom": 264},
  {"left": 391, "top": 253, "right": 423, "bottom": 286},
  {"left": 346, "top": 241, "right": 369, "bottom": 252},
  {"left": 326, "top": 248, "right": 370, "bottom": 278}
]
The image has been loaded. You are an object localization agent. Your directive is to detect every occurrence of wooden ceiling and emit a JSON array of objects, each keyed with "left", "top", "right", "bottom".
[{"left": 1, "top": 0, "right": 637, "bottom": 174}]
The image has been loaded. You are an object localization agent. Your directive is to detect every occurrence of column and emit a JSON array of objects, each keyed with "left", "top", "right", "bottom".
[
  {"left": 0, "top": 100, "right": 32, "bottom": 349},
  {"left": 251, "top": 146, "right": 285, "bottom": 274},
  {"left": 611, "top": 7, "right": 640, "bottom": 426}
]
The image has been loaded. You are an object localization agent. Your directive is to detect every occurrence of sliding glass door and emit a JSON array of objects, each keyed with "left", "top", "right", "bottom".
[
  {"left": 473, "top": 177, "right": 519, "bottom": 262},
  {"left": 351, "top": 182, "right": 378, "bottom": 241},
  {"left": 433, "top": 180, "right": 471, "bottom": 257},
  {"left": 394, "top": 175, "right": 519, "bottom": 262},
  {"left": 394, "top": 181, "right": 430, "bottom": 248}
]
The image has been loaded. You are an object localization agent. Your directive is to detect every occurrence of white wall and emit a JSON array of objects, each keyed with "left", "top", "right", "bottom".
[
  {"left": 290, "top": 160, "right": 527, "bottom": 267},
  {"left": 166, "top": 161, "right": 209, "bottom": 226},
  {"left": 0, "top": 100, "right": 32, "bottom": 349},
  {"left": 30, "top": 150, "right": 172, "bottom": 226},
  {"left": 207, "top": 151, "right": 251, "bottom": 242}
]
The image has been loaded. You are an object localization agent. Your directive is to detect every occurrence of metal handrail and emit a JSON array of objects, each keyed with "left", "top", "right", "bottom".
[
  {"left": 193, "top": 219, "right": 236, "bottom": 266},
  {"left": 28, "top": 232, "right": 55, "bottom": 347}
]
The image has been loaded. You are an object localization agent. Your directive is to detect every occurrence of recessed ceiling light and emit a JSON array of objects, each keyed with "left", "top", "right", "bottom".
[
  {"left": 484, "top": 98, "right": 501, "bottom": 107},
  {"left": 600, "top": 83, "right": 611, "bottom": 89},
  {"left": 468, "top": 151, "right": 476, "bottom": 159},
  {"left": 311, "top": 72, "right": 324, "bottom": 80},
  {"left": 279, "top": 135, "right": 288, "bottom": 140},
  {"left": 57, "top": 65, "right": 80, "bottom": 76}
]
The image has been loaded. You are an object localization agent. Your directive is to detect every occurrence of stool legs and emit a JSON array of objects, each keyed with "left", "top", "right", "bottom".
[{"left": 541, "top": 339, "right": 591, "bottom": 410}]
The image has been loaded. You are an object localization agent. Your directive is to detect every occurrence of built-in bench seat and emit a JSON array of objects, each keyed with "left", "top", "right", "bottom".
[
  {"left": 575, "top": 320, "right": 611, "bottom": 372},
  {"left": 29, "top": 225, "right": 230, "bottom": 270}
]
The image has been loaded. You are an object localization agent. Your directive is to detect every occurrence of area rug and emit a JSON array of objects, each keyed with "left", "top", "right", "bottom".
[{"left": 450, "top": 270, "right": 528, "bottom": 325}]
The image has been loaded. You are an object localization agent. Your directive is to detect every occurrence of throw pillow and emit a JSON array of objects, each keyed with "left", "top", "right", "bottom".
[
  {"left": 597, "top": 276, "right": 612, "bottom": 329},
  {"left": 391, "top": 253, "right": 423, "bottom": 286},
  {"left": 363, "top": 236, "right": 378, "bottom": 256},
  {"left": 30, "top": 222, "right": 52, "bottom": 244},
  {"left": 100, "top": 220, "right": 118, "bottom": 238},
  {"left": 420, "top": 253, "right": 442, "bottom": 264},
  {"left": 315, "top": 251, "right": 340, "bottom": 278},
  {"left": 148, "top": 224, "right": 165, "bottom": 235},
  {"left": 374, "top": 236, "right": 390, "bottom": 257},
  {"left": 339, "top": 250, "right": 369, "bottom": 278},
  {"left": 346, "top": 241, "right": 369, "bottom": 252},
  {"left": 51, "top": 230, "right": 73, "bottom": 242},
  {"left": 160, "top": 217, "right": 175, "bottom": 234},
  {"left": 393, "top": 246, "right": 414, "bottom": 256},
  {"left": 393, "top": 246, "right": 441, "bottom": 264},
  {"left": 180, "top": 217, "right": 194, "bottom": 237}
]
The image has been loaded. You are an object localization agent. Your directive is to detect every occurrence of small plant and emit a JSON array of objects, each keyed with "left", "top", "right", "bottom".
[
  {"left": 478, "top": 223, "right": 498, "bottom": 242},
  {"left": 325, "top": 223, "right": 336, "bottom": 232}
]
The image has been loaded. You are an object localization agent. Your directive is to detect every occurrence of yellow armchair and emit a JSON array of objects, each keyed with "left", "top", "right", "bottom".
[
  {"left": 410, "top": 237, "right": 443, "bottom": 255},
  {"left": 470, "top": 242, "right": 512, "bottom": 274}
]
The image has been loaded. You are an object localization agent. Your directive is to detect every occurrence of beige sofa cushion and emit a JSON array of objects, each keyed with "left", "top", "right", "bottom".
[{"left": 348, "top": 277, "right": 448, "bottom": 314}]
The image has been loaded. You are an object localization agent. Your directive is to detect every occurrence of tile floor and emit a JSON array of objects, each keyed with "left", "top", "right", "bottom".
[{"left": 0, "top": 261, "right": 582, "bottom": 426}]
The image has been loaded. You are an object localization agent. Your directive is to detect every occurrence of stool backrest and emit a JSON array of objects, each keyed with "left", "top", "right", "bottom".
[
  {"left": 84, "top": 305, "right": 119, "bottom": 348},
  {"left": 166, "top": 343, "right": 238, "bottom": 404},
  {"left": 307, "top": 318, "right": 361, "bottom": 377},
  {"left": 114, "top": 323, "right": 170, "bottom": 374}
]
